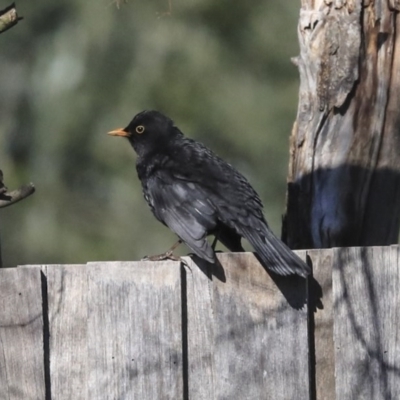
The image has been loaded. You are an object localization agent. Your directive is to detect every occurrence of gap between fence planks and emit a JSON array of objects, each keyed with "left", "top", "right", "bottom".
[{"left": 0, "top": 247, "right": 399, "bottom": 400}]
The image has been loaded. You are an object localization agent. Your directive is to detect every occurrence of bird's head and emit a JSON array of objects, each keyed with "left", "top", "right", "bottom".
[{"left": 108, "top": 110, "right": 181, "bottom": 157}]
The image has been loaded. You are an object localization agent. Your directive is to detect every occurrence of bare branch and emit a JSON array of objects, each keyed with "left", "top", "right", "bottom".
[
  {"left": 0, "top": 183, "right": 35, "bottom": 208},
  {"left": 0, "top": 3, "right": 23, "bottom": 34}
]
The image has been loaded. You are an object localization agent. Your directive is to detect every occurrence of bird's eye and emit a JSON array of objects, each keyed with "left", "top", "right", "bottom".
[{"left": 136, "top": 125, "right": 145, "bottom": 134}]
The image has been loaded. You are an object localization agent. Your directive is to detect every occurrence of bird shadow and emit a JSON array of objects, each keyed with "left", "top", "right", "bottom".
[
  {"left": 186, "top": 252, "right": 322, "bottom": 311},
  {"left": 255, "top": 253, "right": 323, "bottom": 311},
  {"left": 187, "top": 255, "right": 227, "bottom": 282}
]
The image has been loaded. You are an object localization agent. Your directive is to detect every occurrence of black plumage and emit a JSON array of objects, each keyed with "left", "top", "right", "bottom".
[{"left": 108, "top": 110, "right": 310, "bottom": 277}]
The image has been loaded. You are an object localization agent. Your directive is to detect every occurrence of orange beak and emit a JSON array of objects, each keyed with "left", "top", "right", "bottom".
[{"left": 107, "top": 128, "right": 130, "bottom": 137}]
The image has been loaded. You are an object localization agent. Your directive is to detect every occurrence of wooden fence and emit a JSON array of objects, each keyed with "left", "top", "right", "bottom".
[{"left": 0, "top": 246, "right": 399, "bottom": 399}]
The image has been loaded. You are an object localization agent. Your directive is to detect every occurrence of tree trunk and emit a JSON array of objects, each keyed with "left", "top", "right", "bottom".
[{"left": 283, "top": 0, "right": 400, "bottom": 249}]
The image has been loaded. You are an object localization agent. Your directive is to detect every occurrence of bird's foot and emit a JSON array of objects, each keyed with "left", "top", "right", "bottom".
[
  {"left": 141, "top": 252, "right": 192, "bottom": 272},
  {"left": 142, "top": 250, "right": 180, "bottom": 262},
  {"left": 142, "top": 239, "right": 183, "bottom": 262}
]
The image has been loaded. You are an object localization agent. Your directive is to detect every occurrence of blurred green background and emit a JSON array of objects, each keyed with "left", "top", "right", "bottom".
[{"left": 0, "top": 0, "right": 300, "bottom": 267}]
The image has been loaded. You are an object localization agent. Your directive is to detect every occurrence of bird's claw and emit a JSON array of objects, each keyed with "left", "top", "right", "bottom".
[
  {"left": 142, "top": 250, "right": 180, "bottom": 262},
  {"left": 141, "top": 252, "right": 193, "bottom": 273}
]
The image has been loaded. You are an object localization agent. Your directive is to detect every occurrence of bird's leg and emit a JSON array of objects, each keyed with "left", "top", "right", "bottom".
[
  {"left": 211, "top": 231, "right": 220, "bottom": 250},
  {"left": 164, "top": 239, "right": 182, "bottom": 258},
  {"left": 142, "top": 239, "right": 182, "bottom": 262}
]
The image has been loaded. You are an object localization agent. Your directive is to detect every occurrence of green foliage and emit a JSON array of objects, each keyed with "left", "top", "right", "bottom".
[{"left": 0, "top": 0, "right": 299, "bottom": 266}]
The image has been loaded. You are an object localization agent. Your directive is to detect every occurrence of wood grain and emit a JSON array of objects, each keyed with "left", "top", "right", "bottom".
[
  {"left": 1, "top": 247, "right": 398, "bottom": 399},
  {"left": 284, "top": 0, "right": 400, "bottom": 249},
  {"left": 43, "top": 261, "right": 183, "bottom": 399},
  {"left": 45, "top": 264, "right": 88, "bottom": 399},
  {"left": 0, "top": 267, "right": 45, "bottom": 399},
  {"left": 185, "top": 252, "right": 309, "bottom": 400},
  {"left": 333, "top": 246, "right": 400, "bottom": 399},
  {"left": 307, "top": 249, "right": 335, "bottom": 400},
  {"left": 86, "top": 261, "right": 182, "bottom": 400}
]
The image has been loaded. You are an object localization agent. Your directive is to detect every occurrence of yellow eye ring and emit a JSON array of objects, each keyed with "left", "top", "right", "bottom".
[{"left": 136, "top": 125, "right": 145, "bottom": 134}]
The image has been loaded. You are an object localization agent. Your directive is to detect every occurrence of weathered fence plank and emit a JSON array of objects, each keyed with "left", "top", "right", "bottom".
[
  {"left": 86, "top": 261, "right": 183, "bottom": 400},
  {"left": 1, "top": 247, "right": 399, "bottom": 400},
  {"left": 185, "top": 252, "right": 309, "bottom": 400},
  {"left": 0, "top": 267, "right": 45, "bottom": 400},
  {"left": 308, "top": 249, "right": 335, "bottom": 400},
  {"left": 44, "top": 261, "right": 183, "bottom": 400},
  {"left": 333, "top": 246, "right": 400, "bottom": 399},
  {"left": 45, "top": 264, "right": 88, "bottom": 399}
]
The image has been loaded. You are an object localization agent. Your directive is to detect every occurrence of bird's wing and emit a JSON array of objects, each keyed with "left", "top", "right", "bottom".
[
  {"left": 175, "top": 138, "right": 264, "bottom": 217},
  {"left": 146, "top": 173, "right": 217, "bottom": 263},
  {"left": 174, "top": 139, "right": 309, "bottom": 276}
]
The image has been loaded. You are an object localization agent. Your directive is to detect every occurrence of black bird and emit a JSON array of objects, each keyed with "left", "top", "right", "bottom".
[{"left": 108, "top": 110, "right": 310, "bottom": 277}]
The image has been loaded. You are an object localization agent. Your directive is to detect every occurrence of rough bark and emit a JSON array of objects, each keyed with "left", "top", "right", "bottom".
[{"left": 284, "top": 0, "right": 400, "bottom": 249}]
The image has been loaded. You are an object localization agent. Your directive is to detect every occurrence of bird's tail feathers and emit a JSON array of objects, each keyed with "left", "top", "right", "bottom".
[{"left": 243, "top": 227, "right": 310, "bottom": 277}]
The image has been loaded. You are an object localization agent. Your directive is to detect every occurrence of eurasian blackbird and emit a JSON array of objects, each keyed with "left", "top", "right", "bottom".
[{"left": 108, "top": 110, "right": 310, "bottom": 277}]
